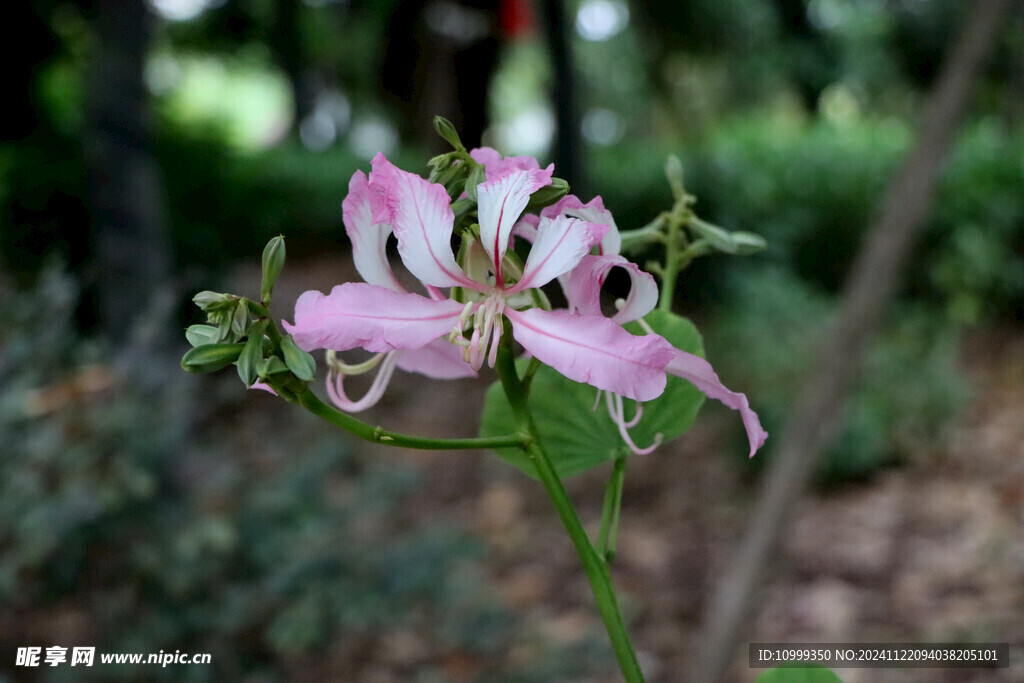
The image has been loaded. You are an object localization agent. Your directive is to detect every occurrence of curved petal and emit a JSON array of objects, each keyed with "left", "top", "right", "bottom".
[
  {"left": 665, "top": 350, "right": 768, "bottom": 458},
  {"left": 283, "top": 283, "right": 466, "bottom": 353},
  {"left": 396, "top": 337, "right": 477, "bottom": 379},
  {"left": 509, "top": 216, "right": 608, "bottom": 293},
  {"left": 343, "top": 170, "right": 404, "bottom": 293},
  {"left": 542, "top": 194, "right": 622, "bottom": 256},
  {"left": 477, "top": 167, "right": 553, "bottom": 284},
  {"left": 470, "top": 146, "right": 553, "bottom": 183},
  {"left": 506, "top": 308, "right": 674, "bottom": 402},
  {"left": 563, "top": 254, "right": 659, "bottom": 323},
  {"left": 369, "top": 153, "right": 475, "bottom": 289}
]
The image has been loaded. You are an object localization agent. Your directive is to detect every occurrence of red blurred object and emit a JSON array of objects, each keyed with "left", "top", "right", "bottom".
[{"left": 500, "top": 0, "right": 536, "bottom": 40}]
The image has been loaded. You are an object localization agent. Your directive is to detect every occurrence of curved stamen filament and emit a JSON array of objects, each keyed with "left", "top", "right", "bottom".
[
  {"left": 605, "top": 391, "right": 662, "bottom": 456},
  {"left": 326, "top": 349, "right": 387, "bottom": 375},
  {"left": 326, "top": 350, "right": 402, "bottom": 413}
]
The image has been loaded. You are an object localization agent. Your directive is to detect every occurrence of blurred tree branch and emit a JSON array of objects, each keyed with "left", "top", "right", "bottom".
[{"left": 692, "top": 1, "right": 1018, "bottom": 681}]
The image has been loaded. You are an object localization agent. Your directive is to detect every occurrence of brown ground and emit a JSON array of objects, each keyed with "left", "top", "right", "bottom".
[{"left": 242, "top": 257, "right": 1024, "bottom": 682}]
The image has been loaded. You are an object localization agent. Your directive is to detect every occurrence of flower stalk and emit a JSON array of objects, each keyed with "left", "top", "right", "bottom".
[{"left": 494, "top": 322, "right": 645, "bottom": 683}]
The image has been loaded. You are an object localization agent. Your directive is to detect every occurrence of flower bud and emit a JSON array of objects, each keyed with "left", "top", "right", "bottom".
[
  {"left": 260, "top": 236, "right": 286, "bottom": 303},
  {"left": 230, "top": 300, "right": 251, "bottom": 338},
  {"left": 665, "top": 156, "right": 685, "bottom": 200},
  {"left": 192, "top": 291, "right": 234, "bottom": 312},
  {"left": 236, "top": 322, "right": 266, "bottom": 386},
  {"left": 185, "top": 324, "right": 219, "bottom": 347},
  {"left": 280, "top": 335, "right": 316, "bottom": 382},
  {"left": 433, "top": 116, "right": 466, "bottom": 152},
  {"left": 690, "top": 217, "right": 739, "bottom": 254},
  {"left": 181, "top": 342, "right": 245, "bottom": 374},
  {"left": 729, "top": 232, "right": 767, "bottom": 256},
  {"left": 256, "top": 355, "right": 289, "bottom": 379},
  {"left": 524, "top": 177, "right": 570, "bottom": 212},
  {"left": 463, "top": 164, "right": 486, "bottom": 201}
]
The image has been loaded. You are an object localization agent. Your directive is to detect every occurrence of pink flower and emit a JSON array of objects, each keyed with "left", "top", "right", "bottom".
[{"left": 284, "top": 153, "right": 767, "bottom": 457}]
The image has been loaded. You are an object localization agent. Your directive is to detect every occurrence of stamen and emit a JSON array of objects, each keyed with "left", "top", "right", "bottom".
[
  {"left": 325, "top": 349, "right": 386, "bottom": 375},
  {"left": 636, "top": 317, "right": 656, "bottom": 336},
  {"left": 592, "top": 388, "right": 604, "bottom": 412},
  {"left": 605, "top": 391, "right": 662, "bottom": 456},
  {"left": 326, "top": 351, "right": 401, "bottom": 413},
  {"left": 487, "top": 304, "right": 503, "bottom": 368},
  {"left": 618, "top": 394, "right": 643, "bottom": 428},
  {"left": 468, "top": 327, "right": 484, "bottom": 370}
]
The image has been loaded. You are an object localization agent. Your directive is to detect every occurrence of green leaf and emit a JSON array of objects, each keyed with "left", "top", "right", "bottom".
[
  {"left": 185, "top": 324, "right": 219, "bottom": 347},
  {"left": 236, "top": 324, "right": 265, "bottom": 386},
  {"left": 181, "top": 343, "right": 245, "bottom": 374},
  {"left": 280, "top": 335, "right": 316, "bottom": 382},
  {"left": 479, "top": 310, "right": 706, "bottom": 479},
  {"left": 756, "top": 666, "right": 843, "bottom": 683}
]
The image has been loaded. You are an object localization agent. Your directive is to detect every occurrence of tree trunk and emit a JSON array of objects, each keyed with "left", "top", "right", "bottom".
[
  {"left": 83, "top": 0, "right": 171, "bottom": 336},
  {"left": 691, "top": 2, "right": 1017, "bottom": 681}
]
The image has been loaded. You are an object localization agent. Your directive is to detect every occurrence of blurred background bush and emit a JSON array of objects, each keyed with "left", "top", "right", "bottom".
[{"left": 1, "top": 0, "right": 1022, "bottom": 679}]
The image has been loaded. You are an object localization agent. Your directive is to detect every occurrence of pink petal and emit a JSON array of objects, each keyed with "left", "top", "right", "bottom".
[
  {"left": 509, "top": 216, "right": 608, "bottom": 292},
  {"left": 469, "top": 147, "right": 553, "bottom": 183},
  {"left": 369, "top": 153, "right": 475, "bottom": 289},
  {"left": 506, "top": 308, "right": 674, "bottom": 402},
  {"left": 543, "top": 194, "right": 621, "bottom": 256},
  {"left": 563, "top": 254, "right": 659, "bottom": 323},
  {"left": 477, "top": 168, "right": 553, "bottom": 285},
  {"left": 665, "top": 350, "right": 768, "bottom": 458},
  {"left": 250, "top": 382, "right": 276, "bottom": 395},
  {"left": 343, "top": 170, "right": 404, "bottom": 293},
  {"left": 396, "top": 337, "right": 477, "bottom": 379},
  {"left": 283, "top": 283, "right": 465, "bottom": 353}
]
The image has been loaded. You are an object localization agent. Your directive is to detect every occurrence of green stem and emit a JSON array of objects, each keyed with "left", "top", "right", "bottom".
[
  {"left": 658, "top": 215, "right": 681, "bottom": 312},
  {"left": 598, "top": 455, "right": 627, "bottom": 564},
  {"left": 296, "top": 387, "right": 528, "bottom": 451},
  {"left": 495, "top": 327, "right": 645, "bottom": 682}
]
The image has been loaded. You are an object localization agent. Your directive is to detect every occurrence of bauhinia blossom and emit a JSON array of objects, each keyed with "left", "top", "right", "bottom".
[{"left": 284, "top": 151, "right": 767, "bottom": 457}]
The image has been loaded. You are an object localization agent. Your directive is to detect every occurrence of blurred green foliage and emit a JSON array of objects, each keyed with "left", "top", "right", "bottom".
[{"left": 708, "top": 267, "right": 966, "bottom": 480}]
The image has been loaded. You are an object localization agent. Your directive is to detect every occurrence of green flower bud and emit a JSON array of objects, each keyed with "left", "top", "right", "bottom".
[
  {"left": 690, "top": 217, "right": 738, "bottom": 254},
  {"left": 280, "top": 335, "right": 316, "bottom": 382},
  {"left": 730, "top": 232, "right": 768, "bottom": 256},
  {"left": 181, "top": 342, "right": 245, "bottom": 374},
  {"left": 463, "top": 164, "right": 486, "bottom": 201},
  {"left": 260, "top": 236, "right": 286, "bottom": 303},
  {"left": 665, "top": 156, "right": 685, "bottom": 200},
  {"left": 230, "top": 300, "right": 251, "bottom": 338},
  {"left": 256, "top": 355, "right": 289, "bottom": 379},
  {"left": 185, "top": 324, "right": 219, "bottom": 347},
  {"left": 236, "top": 323, "right": 266, "bottom": 386},
  {"left": 433, "top": 116, "right": 466, "bottom": 152},
  {"left": 192, "top": 291, "right": 234, "bottom": 312},
  {"left": 524, "top": 177, "right": 570, "bottom": 212}
]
